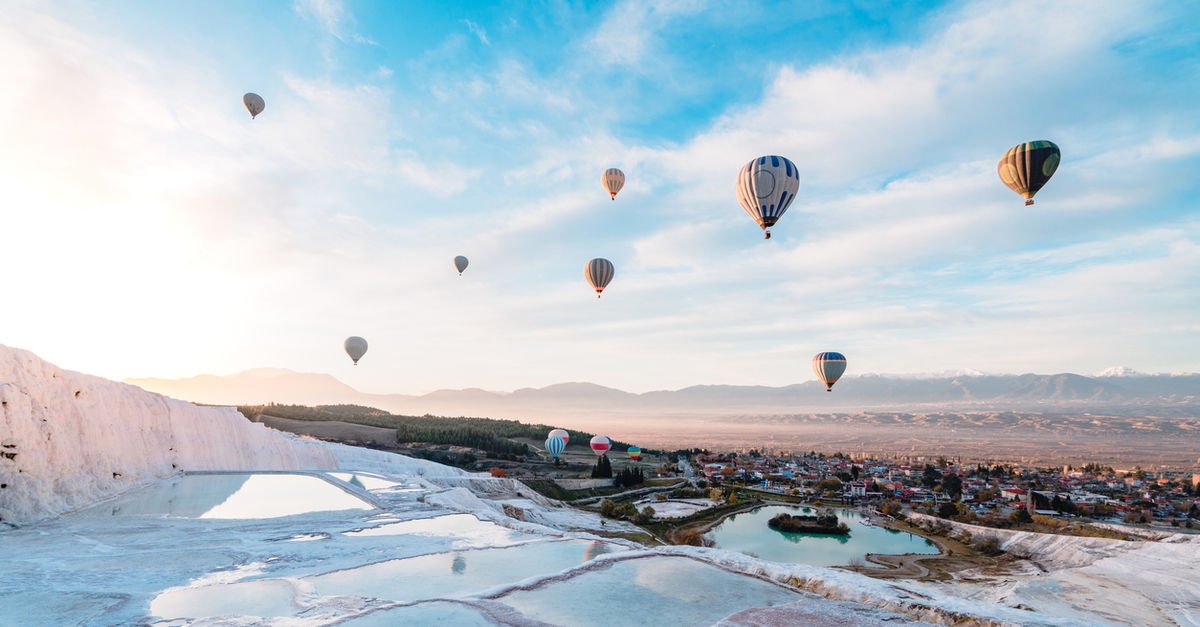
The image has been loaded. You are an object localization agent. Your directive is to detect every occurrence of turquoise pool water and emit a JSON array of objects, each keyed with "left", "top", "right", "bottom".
[{"left": 707, "top": 506, "right": 937, "bottom": 567}]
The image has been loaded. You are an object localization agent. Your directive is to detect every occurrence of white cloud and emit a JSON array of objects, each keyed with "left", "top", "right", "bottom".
[
  {"left": 462, "top": 19, "right": 490, "bottom": 46},
  {"left": 293, "top": 0, "right": 347, "bottom": 39},
  {"left": 588, "top": 0, "right": 707, "bottom": 66}
]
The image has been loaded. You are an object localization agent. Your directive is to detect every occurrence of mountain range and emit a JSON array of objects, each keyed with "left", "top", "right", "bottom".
[{"left": 127, "top": 369, "right": 1200, "bottom": 420}]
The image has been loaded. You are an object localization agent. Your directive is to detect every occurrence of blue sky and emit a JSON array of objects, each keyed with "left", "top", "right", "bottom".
[{"left": 1, "top": 0, "right": 1198, "bottom": 393}]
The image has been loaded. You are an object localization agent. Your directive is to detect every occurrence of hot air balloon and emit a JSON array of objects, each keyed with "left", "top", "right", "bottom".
[
  {"left": 344, "top": 336, "right": 368, "bottom": 365},
  {"left": 545, "top": 435, "right": 566, "bottom": 461},
  {"left": 735, "top": 155, "right": 800, "bottom": 239},
  {"left": 584, "top": 540, "right": 613, "bottom": 561},
  {"left": 549, "top": 428, "right": 569, "bottom": 445},
  {"left": 243, "top": 93, "right": 265, "bottom": 119},
  {"left": 812, "top": 351, "right": 847, "bottom": 392},
  {"left": 602, "top": 168, "right": 625, "bottom": 200},
  {"left": 590, "top": 435, "right": 611, "bottom": 457},
  {"left": 627, "top": 445, "right": 642, "bottom": 461},
  {"left": 997, "top": 140, "right": 1060, "bottom": 206},
  {"left": 454, "top": 255, "right": 469, "bottom": 275},
  {"left": 584, "top": 258, "right": 614, "bottom": 298}
]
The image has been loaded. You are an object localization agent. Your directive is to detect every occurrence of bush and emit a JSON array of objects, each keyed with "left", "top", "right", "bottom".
[
  {"left": 489, "top": 467, "right": 506, "bottom": 478},
  {"left": 635, "top": 506, "right": 656, "bottom": 524},
  {"left": 972, "top": 536, "right": 1003, "bottom": 555},
  {"left": 599, "top": 499, "right": 617, "bottom": 518},
  {"left": 674, "top": 529, "right": 714, "bottom": 547},
  {"left": 1010, "top": 509, "right": 1033, "bottom": 524},
  {"left": 880, "top": 499, "right": 904, "bottom": 518}
]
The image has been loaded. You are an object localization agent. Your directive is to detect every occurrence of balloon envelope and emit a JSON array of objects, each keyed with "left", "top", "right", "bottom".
[
  {"left": 812, "top": 352, "right": 847, "bottom": 391},
  {"left": 545, "top": 436, "right": 566, "bottom": 460},
  {"left": 243, "top": 92, "right": 265, "bottom": 119},
  {"left": 549, "top": 428, "right": 570, "bottom": 445},
  {"left": 344, "top": 336, "right": 368, "bottom": 365},
  {"left": 584, "top": 258, "right": 615, "bottom": 297},
  {"left": 998, "top": 140, "right": 1060, "bottom": 205},
  {"left": 735, "top": 155, "right": 800, "bottom": 238},
  {"left": 589, "top": 435, "right": 612, "bottom": 457},
  {"left": 627, "top": 445, "right": 641, "bottom": 461},
  {"left": 602, "top": 168, "right": 625, "bottom": 199},
  {"left": 454, "top": 255, "right": 469, "bottom": 275}
]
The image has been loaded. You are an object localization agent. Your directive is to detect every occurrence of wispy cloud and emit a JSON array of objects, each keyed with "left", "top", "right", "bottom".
[{"left": 462, "top": 19, "right": 490, "bottom": 46}]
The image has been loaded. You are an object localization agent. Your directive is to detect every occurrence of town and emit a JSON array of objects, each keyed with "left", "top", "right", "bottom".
[{"left": 666, "top": 449, "right": 1200, "bottom": 530}]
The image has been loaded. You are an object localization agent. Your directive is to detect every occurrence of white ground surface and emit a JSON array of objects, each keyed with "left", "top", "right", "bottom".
[
  {"left": 907, "top": 513, "right": 1200, "bottom": 626},
  {"left": 634, "top": 497, "right": 716, "bottom": 519},
  {"left": 1, "top": 346, "right": 1195, "bottom": 625}
]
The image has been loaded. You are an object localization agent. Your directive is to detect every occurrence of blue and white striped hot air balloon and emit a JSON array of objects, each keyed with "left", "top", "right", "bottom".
[
  {"left": 545, "top": 435, "right": 566, "bottom": 461},
  {"left": 735, "top": 155, "right": 800, "bottom": 239},
  {"left": 812, "top": 352, "right": 847, "bottom": 392}
]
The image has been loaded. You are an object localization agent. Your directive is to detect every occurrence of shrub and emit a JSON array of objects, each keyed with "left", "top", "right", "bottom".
[
  {"left": 635, "top": 506, "right": 656, "bottom": 524},
  {"left": 1010, "top": 509, "right": 1033, "bottom": 524},
  {"left": 972, "top": 536, "right": 1003, "bottom": 555},
  {"left": 489, "top": 467, "right": 506, "bottom": 478},
  {"left": 674, "top": 529, "right": 714, "bottom": 547}
]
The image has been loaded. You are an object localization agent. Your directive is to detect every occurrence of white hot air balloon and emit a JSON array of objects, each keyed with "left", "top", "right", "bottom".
[
  {"left": 243, "top": 92, "right": 265, "bottom": 119},
  {"left": 602, "top": 168, "right": 625, "bottom": 200},
  {"left": 344, "top": 336, "right": 368, "bottom": 365},
  {"left": 454, "top": 255, "right": 469, "bottom": 275},
  {"left": 735, "top": 155, "right": 800, "bottom": 239},
  {"left": 584, "top": 258, "right": 615, "bottom": 298},
  {"left": 589, "top": 435, "right": 612, "bottom": 457}
]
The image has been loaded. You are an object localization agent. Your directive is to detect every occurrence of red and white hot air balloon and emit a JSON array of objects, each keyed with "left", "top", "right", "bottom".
[
  {"left": 549, "top": 428, "right": 569, "bottom": 445},
  {"left": 589, "top": 435, "right": 612, "bottom": 457}
]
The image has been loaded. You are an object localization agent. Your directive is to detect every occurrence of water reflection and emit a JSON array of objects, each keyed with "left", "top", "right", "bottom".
[
  {"left": 451, "top": 554, "right": 467, "bottom": 575},
  {"left": 708, "top": 505, "right": 937, "bottom": 567},
  {"left": 75, "top": 474, "right": 373, "bottom": 520}
]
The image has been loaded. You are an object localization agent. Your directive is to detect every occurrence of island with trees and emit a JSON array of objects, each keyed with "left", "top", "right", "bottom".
[{"left": 768, "top": 510, "right": 850, "bottom": 535}]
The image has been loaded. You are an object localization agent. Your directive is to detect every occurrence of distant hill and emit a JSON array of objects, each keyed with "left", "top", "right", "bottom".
[{"left": 127, "top": 369, "right": 1200, "bottom": 420}]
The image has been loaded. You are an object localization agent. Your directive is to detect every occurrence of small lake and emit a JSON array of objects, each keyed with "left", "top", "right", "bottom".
[{"left": 707, "top": 505, "right": 937, "bottom": 567}]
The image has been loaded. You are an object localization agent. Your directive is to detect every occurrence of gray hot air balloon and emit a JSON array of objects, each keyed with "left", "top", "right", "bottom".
[
  {"left": 243, "top": 92, "right": 265, "bottom": 119},
  {"left": 454, "top": 255, "right": 469, "bottom": 276},
  {"left": 584, "top": 258, "right": 615, "bottom": 298},
  {"left": 344, "top": 336, "right": 368, "bottom": 365},
  {"left": 735, "top": 155, "right": 800, "bottom": 239}
]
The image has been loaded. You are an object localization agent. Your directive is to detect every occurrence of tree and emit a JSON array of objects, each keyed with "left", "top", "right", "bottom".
[
  {"left": 880, "top": 499, "right": 904, "bottom": 518},
  {"left": 1010, "top": 509, "right": 1033, "bottom": 525},
  {"left": 635, "top": 506, "right": 656, "bottom": 524},
  {"left": 489, "top": 467, "right": 506, "bottom": 478},
  {"left": 937, "top": 501, "right": 959, "bottom": 519},
  {"left": 922, "top": 465, "right": 943, "bottom": 488},
  {"left": 814, "top": 478, "right": 843, "bottom": 495},
  {"left": 941, "top": 473, "right": 963, "bottom": 502},
  {"left": 850, "top": 465, "right": 861, "bottom": 481},
  {"left": 599, "top": 499, "right": 617, "bottom": 518},
  {"left": 591, "top": 455, "right": 613, "bottom": 479}
]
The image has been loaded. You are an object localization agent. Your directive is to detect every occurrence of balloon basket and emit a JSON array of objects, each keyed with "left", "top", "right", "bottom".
[{"left": 1025, "top": 199, "right": 1035, "bottom": 206}]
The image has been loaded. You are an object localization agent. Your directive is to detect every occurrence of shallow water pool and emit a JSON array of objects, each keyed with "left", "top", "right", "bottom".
[
  {"left": 77, "top": 473, "right": 374, "bottom": 520},
  {"left": 498, "top": 555, "right": 802, "bottom": 626},
  {"left": 707, "top": 506, "right": 937, "bottom": 567}
]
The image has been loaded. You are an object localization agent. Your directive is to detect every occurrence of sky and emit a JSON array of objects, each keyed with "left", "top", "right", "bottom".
[{"left": 1, "top": 0, "right": 1198, "bottom": 394}]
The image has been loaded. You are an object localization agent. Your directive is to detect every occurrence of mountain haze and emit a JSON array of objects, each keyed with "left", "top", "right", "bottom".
[{"left": 127, "top": 369, "right": 1200, "bottom": 420}]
